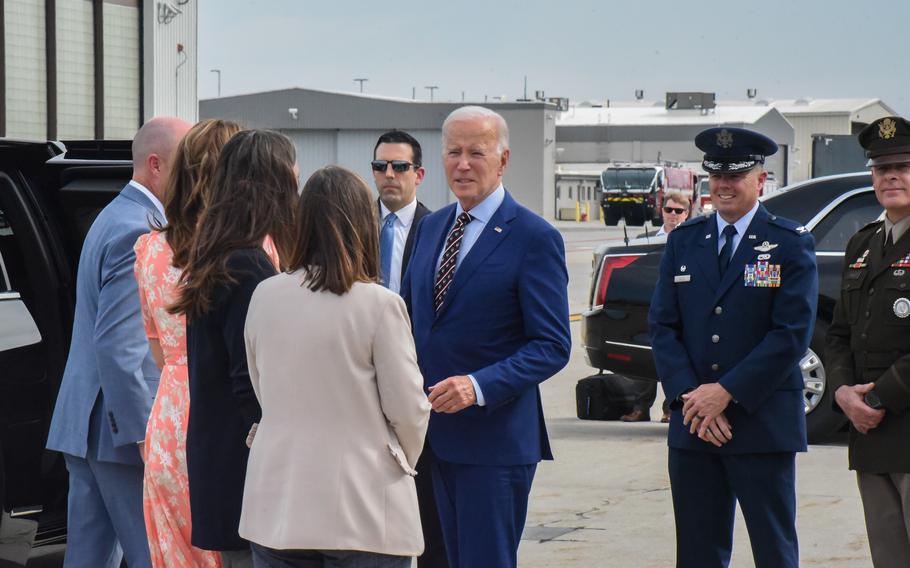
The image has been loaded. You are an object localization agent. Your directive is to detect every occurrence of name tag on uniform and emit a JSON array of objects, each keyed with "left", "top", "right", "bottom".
[
  {"left": 674, "top": 275, "right": 692, "bottom": 283},
  {"left": 744, "top": 261, "right": 781, "bottom": 288}
]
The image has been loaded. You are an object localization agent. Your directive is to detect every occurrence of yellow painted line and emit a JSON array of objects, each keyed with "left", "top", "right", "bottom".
[{"left": 569, "top": 313, "right": 581, "bottom": 322}]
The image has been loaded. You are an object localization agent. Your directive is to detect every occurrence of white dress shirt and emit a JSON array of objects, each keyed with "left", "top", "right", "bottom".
[
  {"left": 380, "top": 198, "right": 418, "bottom": 294},
  {"left": 715, "top": 201, "right": 760, "bottom": 257}
]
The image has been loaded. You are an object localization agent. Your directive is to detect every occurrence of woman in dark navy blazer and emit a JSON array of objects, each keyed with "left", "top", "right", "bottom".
[{"left": 170, "top": 130, "right": 298, "bottom": 566}]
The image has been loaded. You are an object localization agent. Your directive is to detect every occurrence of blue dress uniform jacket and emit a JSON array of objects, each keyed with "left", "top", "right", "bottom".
[{"left": 649, "top": 204, "right": 818, "bottom": 454}]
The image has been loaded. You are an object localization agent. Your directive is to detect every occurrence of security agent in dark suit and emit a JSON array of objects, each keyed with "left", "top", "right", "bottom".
[
  {"left": 827, "top": 116, "right": 910, "bottom": 568},
  {"left": 371, "top": 130, "right": 442, "bottom": 567},
  {"left": 373, "top": 130, "right": 432, "bottom": 293},
  {"left": 649, "top": 127, "right": 818, "bottom": 568}
]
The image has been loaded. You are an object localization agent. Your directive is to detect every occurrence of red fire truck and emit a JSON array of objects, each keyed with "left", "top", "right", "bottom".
[{"left": 600, "top": 163, "right": 698, "bottom": 226}]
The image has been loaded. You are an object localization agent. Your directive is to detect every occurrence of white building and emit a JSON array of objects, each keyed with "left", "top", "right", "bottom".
[
  {"left": 200, "top": 88, "right": 558, "bottom": 217},
  {"left": 1, "top": 0, "right": 197, "bottom": 141}
]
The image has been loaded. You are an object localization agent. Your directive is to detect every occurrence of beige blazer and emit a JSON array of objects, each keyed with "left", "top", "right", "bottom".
[{"left": 239, "top": 271, "right": 430, "bottom": 555}]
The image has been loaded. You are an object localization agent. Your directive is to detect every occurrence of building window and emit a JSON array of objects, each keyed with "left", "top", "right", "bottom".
[
  {"left": 5, "top": 0, "right": 47, "bottom": 140},
  {"left": 103, "top": 0, "right": 139, "bottom": 138},
  {"left": 57, "top": 0, "right": 95, "bottom": 139}
]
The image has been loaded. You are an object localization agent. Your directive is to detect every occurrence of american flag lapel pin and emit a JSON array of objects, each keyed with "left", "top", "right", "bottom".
[{"left": 494, "top": 226, "right": 502, "bottom": 233}]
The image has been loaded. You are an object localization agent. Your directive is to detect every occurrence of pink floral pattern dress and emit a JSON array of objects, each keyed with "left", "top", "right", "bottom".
[{"left": 135, "top": 231, "right": 221, "bottom": 568}]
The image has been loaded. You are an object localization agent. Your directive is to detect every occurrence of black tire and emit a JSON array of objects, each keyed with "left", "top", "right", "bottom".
[
  {"left": 603, "top": 206, "right": 621, "bottom": 226},
  {"left": 626, "top": 207, "right": 645, "bottom": 226},
  {"left": 804, "top": 324, "right": 848, "bottom": 443}
]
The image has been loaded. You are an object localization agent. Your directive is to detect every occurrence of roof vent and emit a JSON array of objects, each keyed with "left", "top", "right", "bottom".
[
  {"left": 795, "top": 98, "right": 811, "bottom": 106},
  {"left": 666, "top": 92, "right": 716, "bottom": 110}
]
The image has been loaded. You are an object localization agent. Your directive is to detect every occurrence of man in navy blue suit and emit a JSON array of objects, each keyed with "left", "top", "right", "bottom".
[
  {"left": 401, "top": 106, "right": 571, "bottom": 568},
  {"left": 648, "top": 127, "right": 818, "bottom": 568}
]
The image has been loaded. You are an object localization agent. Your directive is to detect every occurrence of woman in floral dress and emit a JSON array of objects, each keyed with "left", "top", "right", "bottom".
[{"left": 134, "top": 119, "right": 244, "bottom": 568}]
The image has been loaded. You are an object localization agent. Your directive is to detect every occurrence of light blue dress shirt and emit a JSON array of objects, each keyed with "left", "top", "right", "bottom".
[
  {"left": 435, "top": 184, "right": 506, "bottom": 406},
  {"left": 715, "top": 201, "right": 760, "bottom": 257}
]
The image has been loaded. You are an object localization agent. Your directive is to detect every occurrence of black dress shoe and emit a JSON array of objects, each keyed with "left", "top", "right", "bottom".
[{"left": 620, "top": 409, "right": 650, "bottom": 422}]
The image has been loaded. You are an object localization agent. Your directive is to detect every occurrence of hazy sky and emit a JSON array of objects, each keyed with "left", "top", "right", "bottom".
[{"left": 199, "top": 0, "right": 910, "bottom": 115}]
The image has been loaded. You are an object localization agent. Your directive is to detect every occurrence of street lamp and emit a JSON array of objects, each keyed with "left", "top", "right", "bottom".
[
  {"left": 354, "top": 78, "right": 368, "bottom": 93},
  {"left": 425, "top": 85, "right": 438, "bottom": 102},
  {"left": 210, "top": 69, "right": 221, "bottom": 97}
]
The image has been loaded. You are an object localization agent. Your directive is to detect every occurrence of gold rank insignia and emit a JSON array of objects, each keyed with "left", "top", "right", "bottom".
[
  {"left": 880, "top": 118, "right": 897, "bottom": 140},
  {"left": 717, "top": 129, "right": 734, "bottom": 148}
]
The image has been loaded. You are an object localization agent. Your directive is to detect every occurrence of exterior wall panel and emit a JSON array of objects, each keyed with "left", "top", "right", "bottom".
[
  {"left": 56, "top": 0, "right": 94, "bottom": 139},
  {"left": 143, "top": 0, "right": 196, "bottom": 122},
  {"left": 5, "top": 0, "right": 47, "bottom": 140},
  {"left": 103, "top": 0, "right": 139, "bottom": 138}
]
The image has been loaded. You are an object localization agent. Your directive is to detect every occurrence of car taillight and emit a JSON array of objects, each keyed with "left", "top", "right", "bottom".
[{"left": 594, "top": 255, "right": 640, "bottom": 307}]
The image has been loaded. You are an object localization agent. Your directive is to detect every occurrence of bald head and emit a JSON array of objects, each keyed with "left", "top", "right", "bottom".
[{"left": 132, "top": 116, "right": 192, "bottom": 200}]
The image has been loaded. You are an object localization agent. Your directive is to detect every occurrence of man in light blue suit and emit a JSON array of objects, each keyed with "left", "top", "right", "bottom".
[
  {"left": 47, "top": 116, "right": 191, "bottom": 568},
  {"left": 401, "top": 107, "right": 571, "bottom": 568}
]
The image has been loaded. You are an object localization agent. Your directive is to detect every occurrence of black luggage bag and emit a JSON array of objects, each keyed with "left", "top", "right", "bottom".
[{"left": 576, "top": 374, "right": 652, "bottom": 420}]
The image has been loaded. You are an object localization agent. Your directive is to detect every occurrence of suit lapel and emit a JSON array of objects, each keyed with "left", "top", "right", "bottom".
[
  {"left": 401, "top": 202, "right": 431, "bottom": 279},
  {"left": 434, "top": 194, "right": 517, "bottom": 319},
  {"left": 714, "top": 207, "right": 770, "bottom": 303},
  {"left": 693, "top": 217, "right": 720, "bottom": 292}
]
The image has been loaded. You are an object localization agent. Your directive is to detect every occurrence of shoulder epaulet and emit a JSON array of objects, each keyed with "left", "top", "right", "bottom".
[
  {"left": 858, "top": 218, "right": 885, "bottom": 233},
  {"left": 767, "top": 214, "right": 810, "bottom": 236},
  {"left": 675, "top": 215, "right": 708, "bottom": 230}
]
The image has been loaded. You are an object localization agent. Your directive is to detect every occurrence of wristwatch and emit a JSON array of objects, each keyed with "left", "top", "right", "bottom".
[{"left": 863, "top": 390, "right": 883, "bottom": 410}]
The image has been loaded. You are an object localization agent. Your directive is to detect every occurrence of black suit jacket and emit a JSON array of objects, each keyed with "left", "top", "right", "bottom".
[{"left": 379, "top": 200, "right": 432, "bottom": 280}]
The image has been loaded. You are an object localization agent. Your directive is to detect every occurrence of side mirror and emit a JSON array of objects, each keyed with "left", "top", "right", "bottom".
[{"left": 0, "top": 292, "right": 41, "bottom": 352}]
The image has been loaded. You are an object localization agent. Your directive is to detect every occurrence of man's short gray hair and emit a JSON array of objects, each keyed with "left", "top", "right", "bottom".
[{"left": 442, "top": 106, "right": 509, "bottom": 155}]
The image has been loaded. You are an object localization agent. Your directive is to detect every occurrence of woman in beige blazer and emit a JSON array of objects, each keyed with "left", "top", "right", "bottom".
[{"left": 240, "top": 166, "right": 431, "bottom": 568}]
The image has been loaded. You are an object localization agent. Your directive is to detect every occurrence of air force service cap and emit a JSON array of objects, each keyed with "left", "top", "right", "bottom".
[
  {"left": 695, "top": 127, "right": 778, "bottom": 173},
  {"left": 858, "top": 116, "right": 910, "bottom": 167}
]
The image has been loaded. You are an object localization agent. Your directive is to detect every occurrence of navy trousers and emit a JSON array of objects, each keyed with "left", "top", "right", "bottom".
[
  {"left": 431, "top": 459, "right": 536, "bottom": 568},
  {"left": 668, "top": 448, "right": 798, "bottom": 568}
]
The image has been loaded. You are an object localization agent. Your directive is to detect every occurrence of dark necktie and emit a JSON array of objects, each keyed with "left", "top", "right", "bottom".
[
  {"left": 433, "top": 212, "right": 472, "bottom": 311},
  {"left": 883, "top": 229, "right": 894, "bottom": 257},
  {"left": 718, "top": 224, "right": 738, "bottom": 272}
]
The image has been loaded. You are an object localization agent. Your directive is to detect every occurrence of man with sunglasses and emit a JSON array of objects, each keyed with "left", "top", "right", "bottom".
[
  {"left": 827, "top": 115, "right": 910, "bottom": 568},
  {"left": 373, "top": 130, "right": 432, "bottom": 295},
  {"left": 371, "top": 130, "right": 445, "bottom": 568}
]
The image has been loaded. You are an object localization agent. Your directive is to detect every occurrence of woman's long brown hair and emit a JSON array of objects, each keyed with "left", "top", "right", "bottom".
[
  {"left": 170, "top": 130, "right": 298, "bottom": 317},
  {"left": 285, "top": 166, "right": 379, "bottom": 295},
  {"left": 156, "top": 119, "right": 243, "bottom": 269}
]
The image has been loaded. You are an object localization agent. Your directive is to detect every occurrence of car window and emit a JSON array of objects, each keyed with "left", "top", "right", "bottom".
[
  {"left": 0, "top": 209, "right": 13, "bottom": 291},
  {"left": 812, "top": 192, "right": 883, "bottom": 252}
]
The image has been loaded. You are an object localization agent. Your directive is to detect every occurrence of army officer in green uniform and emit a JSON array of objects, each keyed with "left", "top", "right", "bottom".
[{"left": 827, "top": 115, "right": 910, "bottom": 568}]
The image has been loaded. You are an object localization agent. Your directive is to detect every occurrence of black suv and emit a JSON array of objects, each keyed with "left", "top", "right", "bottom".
[{"left": 0, "top": 139, "right": 130, "bottom": 564}]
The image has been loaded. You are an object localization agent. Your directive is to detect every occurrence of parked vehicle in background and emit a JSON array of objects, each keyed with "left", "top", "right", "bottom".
[
  {"left": 601, "top": 163, "right": 698, "bottom": 226},
  {"left": 0, "top": 138, "right": 130, "bottom": 564},
  {"left": 582, "top": 172, "right": 882, "bottom": 443}
]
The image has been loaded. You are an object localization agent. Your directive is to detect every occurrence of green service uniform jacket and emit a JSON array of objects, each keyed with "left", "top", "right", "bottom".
[{"left": 826, "top": 219, "right": 910, "bottom": 473}]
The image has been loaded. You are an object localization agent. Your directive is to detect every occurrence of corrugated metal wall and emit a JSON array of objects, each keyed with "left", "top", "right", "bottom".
[
  {"left": 57, "top": 0, "right": 95, "bottom": 139},
  {"left": 144, "top": 0, "right": 197, "bottom": 122},
  {"left": 786, "top": 114, "right": 848, "bottom": 183},
  {"left": 281, "top": 128, "right": 452, "bottom": 213},
  {"left": 104, "top": 1, "right": 140, "bottom": 138}
]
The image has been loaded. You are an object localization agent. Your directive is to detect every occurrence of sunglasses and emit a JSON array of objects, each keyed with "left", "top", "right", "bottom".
[
  {"left": 663, "top": 206, "right": 687, "bottom": 215},
  {"left": 371, "top": 160, "right": 417, "bottom": 173}
]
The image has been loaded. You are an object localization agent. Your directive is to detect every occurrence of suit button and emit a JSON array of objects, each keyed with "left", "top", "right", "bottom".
[
  {"left": 869, "top": 288, "right": 875, "bottom": 295},
  {"left": 714, "top": 306, "right": 723, "bottom": 315},
  {"left": 711, "top": 335, "right": 720, "bottom": 343},
  {"left": 902, "top": 283, "right": 907, "bottom": 289},
  {"left": 865, "top": 311, "right": 871, "bottom": 318},
  {"left": 711, "top": 363, "right": 720, "bottom": 371},
  {"left": 861, "top": 333, "right": 867, "bottom": 340}
]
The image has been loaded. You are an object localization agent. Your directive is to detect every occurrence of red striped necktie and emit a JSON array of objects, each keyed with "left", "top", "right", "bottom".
[{"left": 433, "top": 212, "right": 472, "bottom": 311}]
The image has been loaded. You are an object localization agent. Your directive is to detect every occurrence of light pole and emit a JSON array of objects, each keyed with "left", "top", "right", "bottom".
[
  {"left": 425, "top": 85, "right": 438, "bottom": 102},
  {"left": 354, "top": 78, "right": 368, "bottom": 93},
  {"left": 210, "top": 69, "right": 221, "bottom": 97}
]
